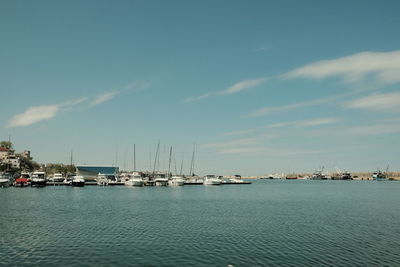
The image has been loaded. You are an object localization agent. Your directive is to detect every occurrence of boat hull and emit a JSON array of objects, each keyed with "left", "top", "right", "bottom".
[
  {"left": 72, "top": 181, "right": 85, "bottom": 187},
  {"left": 31, "top": 179, "right": 47, "bottom": 187},
  {"left": 0, "top": 180, "right": 11, "bottom": 187},
  {"left": 169, "top": 180, "right": 185, "bottom": 186},
  {"left": 204, "top": 180, "right": 221, "bottom": 185}
]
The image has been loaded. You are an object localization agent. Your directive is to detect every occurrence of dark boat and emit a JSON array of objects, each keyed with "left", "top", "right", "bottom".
[
  {"left": 71, "top": 175, "right": 85, "bottom": 187},
  {"left": 30, "top": 171, "right": 47, "bottom": 187}
]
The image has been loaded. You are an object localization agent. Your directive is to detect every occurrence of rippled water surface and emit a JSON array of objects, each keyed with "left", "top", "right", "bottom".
[{"left": 1, "top": 180, "right": 400, "bottom": 266}]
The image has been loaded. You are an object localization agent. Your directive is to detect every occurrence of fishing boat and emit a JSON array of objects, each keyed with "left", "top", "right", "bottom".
[
  {"left": 203, "top": 175, "right": 221, "bottom": 185},
  {"left": 71, "top": 175, "right": 85, "bottom": 187},
  {"left": 340, "top": 171, "right": 352, "bottom": 180},
  {"left": 14, "top": 172, "right": 30, "bottom": 187},
  {"left": 31, "top": 171, "right": 47, "bottom": 187},
  {"left": 310, "top": 169, "right": 328, "bottom": 180},
  {"left": 168, "top": 175, "right": 185, "bottom": 186}
]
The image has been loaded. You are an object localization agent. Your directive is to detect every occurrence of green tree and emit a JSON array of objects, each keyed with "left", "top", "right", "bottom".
[{"left": 0, "top": 141, "right": 13, "bottom": 149}]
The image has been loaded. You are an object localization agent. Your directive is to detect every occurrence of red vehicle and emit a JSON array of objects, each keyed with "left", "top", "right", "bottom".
[{"left": 14, "top": 173, "right": 30, "bottom": 187}]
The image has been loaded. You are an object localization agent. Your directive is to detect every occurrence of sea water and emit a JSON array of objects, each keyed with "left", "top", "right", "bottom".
[{"left": 1, "top": 180, "right": 400, "bottom": 266}]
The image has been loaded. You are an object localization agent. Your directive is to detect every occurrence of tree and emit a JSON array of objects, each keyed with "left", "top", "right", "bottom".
[{"left": 0, "top": 141, "right": 13, "bottom": 149}]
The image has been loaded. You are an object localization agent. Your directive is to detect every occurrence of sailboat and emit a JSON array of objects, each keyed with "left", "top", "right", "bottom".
[{"left": 185, "top": 143, "right": 203, "bottom": 185}]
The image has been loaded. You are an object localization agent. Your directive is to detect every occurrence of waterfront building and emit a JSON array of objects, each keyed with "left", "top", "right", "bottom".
[{"left": 76, "top": 165, "right": 119, "bottom": 181}]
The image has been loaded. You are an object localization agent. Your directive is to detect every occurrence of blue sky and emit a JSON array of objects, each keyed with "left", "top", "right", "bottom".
[{"left": 1, "top": 0, "right": 400, "bottom": 175}]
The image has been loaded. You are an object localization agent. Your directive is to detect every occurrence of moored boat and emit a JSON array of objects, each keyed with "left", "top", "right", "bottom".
[
  {"left": 372, "top": 170, "right": 386, "bottom": 181},
  {"left": 96, "top": 173, "right": 109, "bottom": 186},
  {"left": 0, "top": 173, "right": 12, "bottom": 187},
  {"left": 50, "top": 173, "right": 65, "bottom": 182},
  {"left": 154, "top": 173, "right": 169, "bottom": 186},
  {"left": 71, "top": 175, "right": 85, "bottom": 187},
  {"left": 30, "top": 171, "right": 47, "bottom": 187},
  {"left": 125, "top": 172, "right": 145, "bottom": 187},
  {"left": 203, "top": 175, "right": 221, "bottom": 185},
  {"left": 63, "top": 173, "right": 75, "bottom": 186},
  {"left": 168, "top": 175, "right": 185, "bottom": 186}
]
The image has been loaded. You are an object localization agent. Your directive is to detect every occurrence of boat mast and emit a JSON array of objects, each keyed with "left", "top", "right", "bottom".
[
  {"left": 133, "top": 144, "right": 136, "bottom": 172},
  {"left": 180, "top": 152, "right": 184, "bottom": 176},
  {"left": 189, "top": 143, "right": 195, "bottom": 176},
  {"left": 152, "top": 141, "right": 160, "bottom": 175},
  {"left": 168, "top": 146, "right": 172, "bottom": 177}
]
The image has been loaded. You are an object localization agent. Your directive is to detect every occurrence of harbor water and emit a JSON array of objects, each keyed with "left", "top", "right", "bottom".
[{"left": 1, "top": 180, "right": 400, "bottom": 266}]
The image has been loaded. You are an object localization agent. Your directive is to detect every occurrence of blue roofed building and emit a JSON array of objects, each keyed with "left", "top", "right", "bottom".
[{"left": 76, "top": 166, "right": 119, "bottom": 181}]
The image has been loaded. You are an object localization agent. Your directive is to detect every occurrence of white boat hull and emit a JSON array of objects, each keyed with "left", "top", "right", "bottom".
[
  {"left": 169, "top": 180, "right": 185, "bottom": 186},
  {"left": 204, "top": 180, "right": 221, "bottom": 185},
  {"left": 125, "top": 179, "right": 144, "bottom": 186}
]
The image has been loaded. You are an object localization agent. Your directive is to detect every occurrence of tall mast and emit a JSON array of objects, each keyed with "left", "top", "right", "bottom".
[
  {"left": 189, "top": 143, "right": 195, "bottom": 176},
  {"left": 133, "top": 144, "right": 136, "bottom": 172},
  {"left": 168, "top": 146, "right": 172, "bottom": 177},
  {"left": 180, "top": 152, "right": 184, "bottom": 175},
  {"left": 152, "top": 140, "right": 160, "bottom": 175}
]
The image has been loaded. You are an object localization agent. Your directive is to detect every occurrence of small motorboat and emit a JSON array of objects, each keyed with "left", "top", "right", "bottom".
[
  {"left": 30, "top": 171, "right": 47, "bottom": 187},
  {"left": 0, "top": 173, "right": 12, "bottom": 187},
  {"left": 168, "top": 175, "right": 185, "bottom": 186},
  {"left": 71, "top": 175, "right": 85, "bottom": 187}
]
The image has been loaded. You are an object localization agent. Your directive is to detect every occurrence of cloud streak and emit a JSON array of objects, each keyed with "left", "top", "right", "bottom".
[
  {"left": 247, "top": 92, "right": 350, "bottom": 117},
  {"left": 5, "top": 82, "right": 141, "bottom": 128},
  {"left": 344, "top": 91, "right": 400, "bottom": 112},
  {"left": 184, "top": 77, "right": 267, "bottom": 102},
  {"left": 265, "top": 117, "right": 339, "bottom": 129},
  {"left": 218, "top": 78, "right": 267, "bottom": 95},
  {"left": 91, "top": 90, "right": 120, "bottom": 106},
  {"left": 282, "top": 50, "right": 400, "bottom": 85},
  {"left": 6, "top": 98, "right": 86, "bottom": 128}
]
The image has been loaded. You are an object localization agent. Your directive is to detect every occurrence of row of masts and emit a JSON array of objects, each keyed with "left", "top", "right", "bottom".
[
  {"left": 67, "top": 141, "right": 196, "bottom": 176},
  {"left": 151, "top": 141, "right": 196, "bottom": 176}
]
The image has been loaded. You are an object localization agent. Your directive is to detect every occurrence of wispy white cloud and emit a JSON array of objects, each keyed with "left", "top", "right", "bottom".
[
  {"left": 247, "top": 93, "right": 349, "bottom": 117},
  {"left": 5, "top": 81, "right": 142, "bottom": 128},
  {"left": 217, "top": 146, "right": 321, "bottom": 156},
  {"left": 6, "top": 98, "right": 85, "bottom": 128},
  {"left": 344, "top": 91, "right": 400, "bottom": 112},
  {"left": 91, "top": 90, "right": 120, "bottom": 106},
  {"left": 265, "top": 117, "right": 340, "bottom": 129},
  {"left": 282, "top": 50, "right": 400, "bottom": 85},
  {"left": 218, "top": 147, "right": 265, "bottom": 155},
  {"left": 184, "top": 92, "right": 213, "bottom": 103},
  {"left": 184, "top": 77, "right": 267, "bottom": 102},
  {"left": 308, "top": 118, "right": 400, "bottom": 137},
  {"left": 203, "top": 138, "right": 261, "bottom": 148},
  {"left": 223, "top": 128, "right": 257, "bottom": 136},
  {"left": 218, "top": 78, "right": 267, "bottom": 95}
]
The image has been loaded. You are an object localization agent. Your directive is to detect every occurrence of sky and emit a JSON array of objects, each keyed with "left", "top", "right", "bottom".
[{"left": 1, "top": 0, "right": 400, "bottom": 175}]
